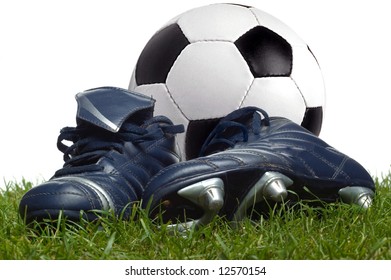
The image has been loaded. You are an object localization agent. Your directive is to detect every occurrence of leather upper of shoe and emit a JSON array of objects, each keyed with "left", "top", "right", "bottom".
[
  {"left": 19, "top": 87, "right": 183, "bottom": 221},
  {"left": 144, "top": 107, "right": 374, "bottom": 202}
]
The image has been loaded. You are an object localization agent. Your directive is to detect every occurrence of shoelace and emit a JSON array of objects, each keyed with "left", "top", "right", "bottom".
[
  {"left": 54, "top": 116, "right": 184, "bottom": 177},
  {"left": 199, "top": 107, "right": 270, "bottom": 157}
]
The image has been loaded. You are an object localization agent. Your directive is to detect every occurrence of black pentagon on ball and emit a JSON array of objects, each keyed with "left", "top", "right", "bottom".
[
  {"left": 185, "top": 118, "right": 221, "bottom": 160},
  {"left": 301, "top": 107, "right": 323, "bottom": 136},
  {"left": 235, "top": 26, "right": 293, "bottom": 77},
  {"left": 135, "top": 24, "right": 190, "bottom": 85}
]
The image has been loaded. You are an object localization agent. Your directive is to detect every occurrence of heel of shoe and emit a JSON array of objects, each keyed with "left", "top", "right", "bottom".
[{"left": 232, "top": 171, "right": 293, "bottom": 222}]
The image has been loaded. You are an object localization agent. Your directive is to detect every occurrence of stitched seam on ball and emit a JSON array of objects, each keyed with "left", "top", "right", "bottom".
[
  {"left": 290, "top": 76, "right": 307, "bottom": 107},
  {"left": 239, "top": 78, "right": 255, "bottom": 109},
  {"left": 164, "top": 83, "right": 190, "bottom": 122}
]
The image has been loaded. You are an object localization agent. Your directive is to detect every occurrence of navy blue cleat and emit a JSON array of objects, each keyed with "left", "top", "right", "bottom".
[
  {"left": 19, "top": 87, "right": 183, "bottom": 224},
  {"left": 142, "top": 107, "right": 375, "bottom": 230}
]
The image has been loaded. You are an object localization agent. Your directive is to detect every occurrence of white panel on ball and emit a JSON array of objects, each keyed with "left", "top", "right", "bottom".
[
  {"left": 178, "top": 4, "right": 258, "bottom": 42},
  {"left": 166, "top": 41, "right": 253, "bottom": 119},
  {"left": 241, "top": 77, "right": 306, "bottom": 124},
  {"left": 134, "top": 83, "right": 189, "bottom": 125},
  {"left": 128, "top": 69, "right": 137, "bottom": 90},
  {"left": 291, "top": 45, "right": 325, "bottom": 107}
]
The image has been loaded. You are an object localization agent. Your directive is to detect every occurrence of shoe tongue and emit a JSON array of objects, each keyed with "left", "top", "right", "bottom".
[
  {"left": 75, "top": 87, "right": 154, "bottom": 132},
  {"left": 198, "top": 107, "right": 268, "bottom": 156}
]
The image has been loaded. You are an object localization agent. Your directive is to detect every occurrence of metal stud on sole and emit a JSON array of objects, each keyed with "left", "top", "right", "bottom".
[
  {"left": 168, "top": 178, "right": 225, "bottom": 232},
  {"left": 232, "top": 171, "right": 293, "bottom": 222},
  {"left": 338, "top": 186, "right": 374, "bottom": 209}
]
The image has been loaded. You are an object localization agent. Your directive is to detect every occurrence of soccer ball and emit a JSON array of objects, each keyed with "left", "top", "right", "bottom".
[{"left": 129, "top": 3, "right": 325, "bottom": 160}]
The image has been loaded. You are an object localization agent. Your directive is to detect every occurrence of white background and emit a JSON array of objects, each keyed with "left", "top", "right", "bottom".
[
  {"left": 0, "top": 259, "right": 389, "bottom": 279},
  {"left": 1, "top": 0, "right": 390, "bottom": 186}
]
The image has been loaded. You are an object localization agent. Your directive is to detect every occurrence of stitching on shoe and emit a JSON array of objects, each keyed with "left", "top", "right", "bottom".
[{"left": 331, "top": 156, "right": 349, "bottom": 180}]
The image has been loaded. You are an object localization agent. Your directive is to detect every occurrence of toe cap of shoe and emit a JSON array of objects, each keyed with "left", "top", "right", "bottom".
[{"left": 19, "top": 178, "right": 111, "bottom": 223}]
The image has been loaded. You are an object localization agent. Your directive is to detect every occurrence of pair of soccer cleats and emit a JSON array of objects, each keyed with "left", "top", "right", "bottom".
[{"left": 19, "top": 87, "right": 375, "bottom": 230}]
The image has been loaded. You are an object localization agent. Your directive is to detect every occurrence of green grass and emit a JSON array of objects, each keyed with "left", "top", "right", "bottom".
[{"left": 1, "top": 175, "right": 390, "bottom": 260}]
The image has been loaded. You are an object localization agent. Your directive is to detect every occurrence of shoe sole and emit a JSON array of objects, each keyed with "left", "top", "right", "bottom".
[{"left": 166, "top": 171, "right": 375, "bottom": 232}]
